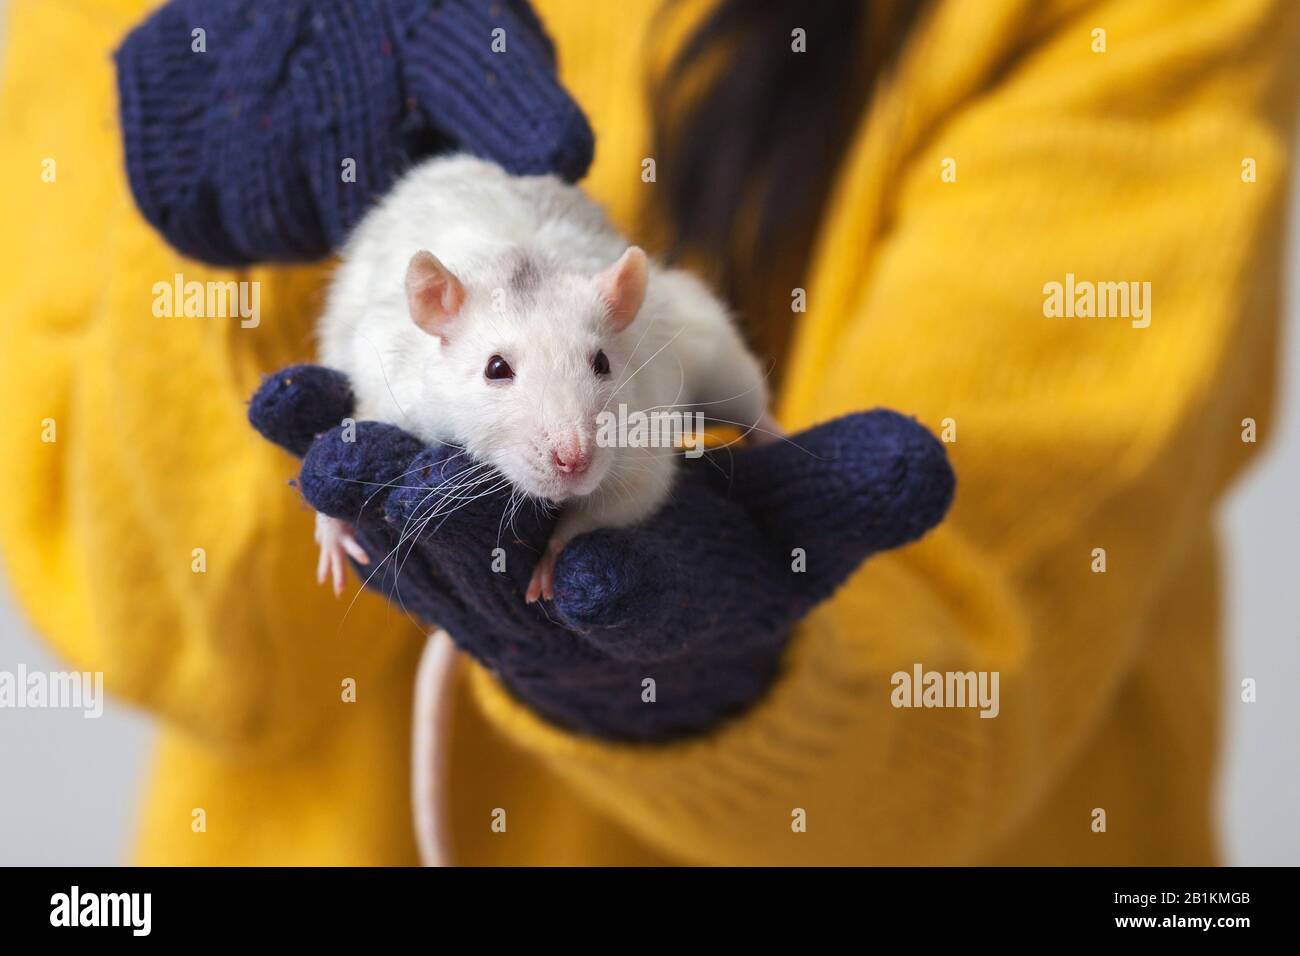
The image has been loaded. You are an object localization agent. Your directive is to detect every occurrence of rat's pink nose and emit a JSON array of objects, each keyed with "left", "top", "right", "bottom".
[{"left": 551, "top": 437, "right": 591, "bottom": 475}]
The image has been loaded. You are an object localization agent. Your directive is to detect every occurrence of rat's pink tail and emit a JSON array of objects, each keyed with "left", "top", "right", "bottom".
[{"left": 412, "top": 629, "right": 459, "bottom": 867}]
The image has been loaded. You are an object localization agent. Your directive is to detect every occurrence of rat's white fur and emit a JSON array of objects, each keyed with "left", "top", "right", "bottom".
[
  {"left": 320, "top": 155, "right": 770, "bottom": 866},
  {"left": 318, "top": 154, "right": 767, "bottom": 570}
]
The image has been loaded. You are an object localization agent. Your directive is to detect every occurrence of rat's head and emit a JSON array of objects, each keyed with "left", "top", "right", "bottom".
[{"left": 404, "top": 245, "right": 648, "bottom": 503}]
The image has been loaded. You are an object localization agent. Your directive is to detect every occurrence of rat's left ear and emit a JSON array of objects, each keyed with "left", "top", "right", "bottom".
[{"left": 595, "top": 246, "right": 648, "bottom": 332}]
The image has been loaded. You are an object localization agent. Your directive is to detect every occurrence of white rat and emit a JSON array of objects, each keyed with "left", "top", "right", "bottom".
[{"left": 315, "top": 154, "right": 773, "bottom": 602}]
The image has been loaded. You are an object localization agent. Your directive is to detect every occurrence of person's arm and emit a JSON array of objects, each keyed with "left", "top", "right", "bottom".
[
  {"left": 0, "top": 0, "right": 389, "bottom": 754},
  {"left": 464, "top": 0, "right": 1300, "bottom": 863},
  {"left": 0, "top": 0, "right": 591, "bottom": 759}
]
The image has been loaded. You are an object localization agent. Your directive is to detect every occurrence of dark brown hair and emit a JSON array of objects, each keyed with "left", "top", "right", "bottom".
[{"left": 647, "top": 0, "right": 922, "bottom": 369}]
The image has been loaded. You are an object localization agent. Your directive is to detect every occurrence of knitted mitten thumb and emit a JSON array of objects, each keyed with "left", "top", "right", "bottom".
[{"left": 115, "top": 0, "right": 593, "bottom": 266}]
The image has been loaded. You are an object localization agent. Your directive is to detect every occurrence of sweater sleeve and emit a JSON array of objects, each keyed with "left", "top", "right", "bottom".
[
  {"left": 0, "top": 0, "right": 419, "bottom": 759},
  {"left": 467, "top": 0, "right": 1300, "bottom": 864}
]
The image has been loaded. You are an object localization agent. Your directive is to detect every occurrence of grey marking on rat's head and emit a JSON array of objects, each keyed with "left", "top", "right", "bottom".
[{"left": 506, "top": 250, "right": 546, "bottom": 304}]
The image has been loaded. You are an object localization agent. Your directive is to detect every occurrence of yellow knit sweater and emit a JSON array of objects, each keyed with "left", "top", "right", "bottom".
[{"left": 1, "top": 0, "right": 1296, "bottom": 865}]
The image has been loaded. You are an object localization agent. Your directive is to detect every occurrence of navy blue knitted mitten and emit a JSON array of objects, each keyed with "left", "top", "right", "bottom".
[
  {"left": 115, "top": 0, "right": 593, "bottom": 265},
  {"left": 250, "top": 365, "right": 956, "bottom": 741}
]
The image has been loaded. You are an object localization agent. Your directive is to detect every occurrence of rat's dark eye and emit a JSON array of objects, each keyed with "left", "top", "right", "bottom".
[
  {"left": 592, "top": 349, "right": 610, "bottom": 376},
  {"left": 484, "top": 354, "right": 514, "bottom": 382}
]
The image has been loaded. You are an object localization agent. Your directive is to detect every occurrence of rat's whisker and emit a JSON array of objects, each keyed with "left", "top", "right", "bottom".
[
  {"left": 611, "top": 281, "right": 663, "bottom": 399},
  {"left": 639, "top": 380, "right": 766, "bottom": 414},
  {"left": 602, "top": 325, "right": 685, "bottom": 413}
]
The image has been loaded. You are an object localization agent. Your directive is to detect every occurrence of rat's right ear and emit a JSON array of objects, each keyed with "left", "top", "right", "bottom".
[{"left": 406, "top": 251, "right": 466, "bottom": 340}]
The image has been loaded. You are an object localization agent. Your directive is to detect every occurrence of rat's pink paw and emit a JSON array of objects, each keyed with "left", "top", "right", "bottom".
[
  {"left": 315, "top": 512, "right": 369, "bottom": 597},
  {"left": 525, "top": 538, "right": 565, "bottom": 604}
]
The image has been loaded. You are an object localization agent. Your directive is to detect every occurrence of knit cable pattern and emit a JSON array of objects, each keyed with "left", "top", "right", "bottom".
[{"left": 115, "top": 0, "right": 593, "bottom": 265}]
